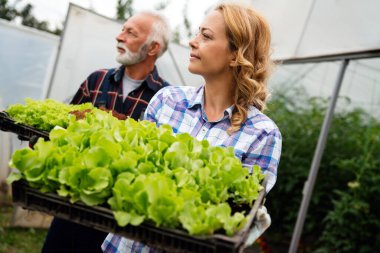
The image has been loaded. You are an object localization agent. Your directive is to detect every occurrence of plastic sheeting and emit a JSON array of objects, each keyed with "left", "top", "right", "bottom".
[
  {"left": 157, "top": 43, "right": 205, "bottom": 87},
  {"left": 251, "top": 0, "right": 380, "bottom": 59},
  {"left": 0, "top": 19, "right": 59, "bottom": 182},
  {"left": 269, "top": 59, "right": 380, "bottom": 119},
  {"left": 47, "top": 4, "right": 203, "bottom": 103},
  {"left": 0, "top": 19, "right": 59, "bottom": 109}
]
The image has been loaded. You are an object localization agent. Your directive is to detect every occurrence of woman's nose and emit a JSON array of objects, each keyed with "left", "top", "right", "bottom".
[{"left": 189, "top": 36, "right": 197, "bottom": 49}]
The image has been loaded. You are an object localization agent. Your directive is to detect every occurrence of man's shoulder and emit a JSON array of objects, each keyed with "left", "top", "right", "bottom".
[
  {"left": 88, "top": 68, "right": 116, "bottom": 77},
  {"left": 147, "top": 66, "right": 172, "bottom": 91},
  {"left": 85, "top": 67, "right": 120, "bottom": 86},
  {"left": 161, "top": 80, "right": 170, "bottom": 87},
  {"left": 85, "top": 68, "right": 113, "bottom": 81}
]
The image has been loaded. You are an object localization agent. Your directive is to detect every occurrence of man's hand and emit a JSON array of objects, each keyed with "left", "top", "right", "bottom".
[
  {"left": 110, "top": 110, "right": 127, "bottom": 120},
  {"left": 244, "top": 205, "right": 271, "bottom": 247},
  {"left": 69, "top": 109, "right": 92, "bottom": 120},
  {"left": 98, "top": 106, "right": 127, "bottom": 120}
]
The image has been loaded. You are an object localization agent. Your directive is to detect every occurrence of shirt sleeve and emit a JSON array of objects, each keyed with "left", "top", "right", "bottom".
[
  {"left": 243, "top": 128, "right": 282, "bottom": 192},
  {"left": 70, "top": 75, "right": 92, "bottom": 105},
  {"left": 143, "top": 87, "right": 166, "bottom": 123},
  {"left": 101, "top": 233, "right": 162, "bottom": 253}
]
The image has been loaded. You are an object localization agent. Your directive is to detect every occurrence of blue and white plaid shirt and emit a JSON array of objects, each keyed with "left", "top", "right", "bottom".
[{"left": 101, "top": 85, "right": 282, "bottom": 253}]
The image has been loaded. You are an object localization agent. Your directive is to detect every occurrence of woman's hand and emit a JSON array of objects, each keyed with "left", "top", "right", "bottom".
[{"left": 244, "top": 205, "right": 271, "bottom": 247}]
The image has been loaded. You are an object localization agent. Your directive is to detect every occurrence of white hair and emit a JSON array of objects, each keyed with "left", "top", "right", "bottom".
[{"left": 138, "top": 11, "right": 170, "bottom": 57}]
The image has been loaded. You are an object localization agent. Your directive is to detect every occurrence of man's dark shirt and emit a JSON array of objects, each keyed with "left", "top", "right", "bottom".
[{"left": 71, "top": 65, "right": 169, "bottom": 120}]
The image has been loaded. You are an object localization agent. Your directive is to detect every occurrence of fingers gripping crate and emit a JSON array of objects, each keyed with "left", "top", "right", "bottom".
[
  {"left": 12, "top": 178, "right": 267, "bottom": 253},
  {"left": 0, "top": 111, "right": 49, "bottom": 141}
]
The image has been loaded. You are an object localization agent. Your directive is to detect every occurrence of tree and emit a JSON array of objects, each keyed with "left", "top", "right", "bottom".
[
  {"left": 182, "top": 2, "right": 193, "bottom": 40},
  {"left": 154, "top": 0, "right": 170, "bottom": 11},
  {"left": 116, "top": 0, "right": 134, "bottom": 21},
  {"left": 0, "top": 0, "right": 61, "bottom": 35},
  {"left": 171, "top": 26, "right": 181, "bottom": 44},
  {"left": 114, "top": 0, "right": 192, "bottom": 45},
  {"left": 0, "top": 0, "right": 17, "bottom": 21},
  {"left": 19, "top": 3, "right": 60, "bottom": 35}
]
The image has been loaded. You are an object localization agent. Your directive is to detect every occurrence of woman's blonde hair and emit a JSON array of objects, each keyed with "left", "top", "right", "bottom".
[{"left": 215, "top": 2, "right": 273, "bottom": 134}]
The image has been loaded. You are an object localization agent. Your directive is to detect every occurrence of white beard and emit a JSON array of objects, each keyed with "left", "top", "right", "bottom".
[{"left": 116, "top": 42, "right": 149, "bottom": 66}]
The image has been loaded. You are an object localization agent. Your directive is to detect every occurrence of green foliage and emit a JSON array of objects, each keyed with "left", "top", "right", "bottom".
[
  {"left": 182, "top": 2, "right": 193, "bottom": 39},
  {"left": 0, "top": 0, "right": 17, "bottom": 21},
  {"left": 0, "top": 0, "right": 61, "bottom": 35},
  {"left": 6, "top": 98, "right": 94, "bottom": 131},
  {"left": 264, "top": 88, "right": 380, "bottom": 252},
  {"left": 0, "top": 205, "right": 47, "bottom": 253},
  {"left": 315, "top": 121, "right": 380, "bottom": 253},
  {"left": 20, "top": 4, "right": 47, "bottom": 31},
  {"left": 116, "top": 0, "right": 134, "bottom": 21},
  {"left": 154, "top": 0, "right": 170, "bottom": 11},
  {"left": 171, "top": 26, "right": 181, "bottom": 44},
  {"left": 7, "top": 101, "right": 265, "bottom": 236}
]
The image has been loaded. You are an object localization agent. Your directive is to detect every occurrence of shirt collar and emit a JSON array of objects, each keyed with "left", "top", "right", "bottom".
[
  {"left": 187, "top": 85, "right": 204, "bottom": 109},
  {"left": 109, "top": 65, "right": 164, "bottom": 92},
  {"left": 188, "top": 85, "right": 235, "bottom": 121},
  {"left": 110, "top": 66, "right": 124, "bottom": 83},
  {"left": 224, "top": 104, "right": 235, "bottom": 119}
]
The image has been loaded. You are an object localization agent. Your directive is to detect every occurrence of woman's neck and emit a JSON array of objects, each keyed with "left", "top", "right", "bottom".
[{"left": 203, "top": 74, "right": 234, "bottom": 122}]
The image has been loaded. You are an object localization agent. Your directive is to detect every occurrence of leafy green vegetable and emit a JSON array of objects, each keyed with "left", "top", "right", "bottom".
[
  {"left": 6, "top": 98, "right": 93, "bottom": 131},
  {"left": 7, "top": 99, "right": 265, "bottom": 236}
]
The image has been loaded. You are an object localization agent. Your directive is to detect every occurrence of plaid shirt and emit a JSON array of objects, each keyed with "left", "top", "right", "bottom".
[
  {"left": 71, "top": 65, "right": 169, "bottom": 120},
  {"left": 102, "top": 85, "right": 282, "bottom": 253}
]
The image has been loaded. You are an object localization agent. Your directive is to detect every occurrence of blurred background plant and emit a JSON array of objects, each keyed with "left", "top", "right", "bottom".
[
  {"left": 263, "top": 87, "right": 380, "bottom": 253},
  {"left": 0, "top": 202, "right": 47, "bottom": 253}
]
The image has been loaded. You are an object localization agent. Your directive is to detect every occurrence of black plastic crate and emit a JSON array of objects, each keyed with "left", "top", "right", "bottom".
[
  {"left": 0, "top": 111, "right": 49, "bottom": 141},
  {"left": 12, "top": 179, "right": 267, "bottom": 253}
]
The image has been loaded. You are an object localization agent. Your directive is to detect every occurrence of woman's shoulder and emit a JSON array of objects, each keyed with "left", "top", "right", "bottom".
[
  {"left": 158, "top": 85, "right": 200, "bottom": 100},
  {"left": 244, "top": 106, "right": 280, "bottom": 134}
]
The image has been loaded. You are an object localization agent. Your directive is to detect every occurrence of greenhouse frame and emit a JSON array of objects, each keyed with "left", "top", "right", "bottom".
[{"left": 1, "top": 1, "right": 379, "bottom": 252}]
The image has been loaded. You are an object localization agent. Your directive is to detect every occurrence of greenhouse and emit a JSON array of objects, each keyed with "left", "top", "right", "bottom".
[{"left": 0, "top": 0, "right": 379, "bottom": 252}]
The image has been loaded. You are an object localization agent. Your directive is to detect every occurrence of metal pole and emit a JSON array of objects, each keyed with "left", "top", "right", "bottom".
[
  {"left": 45, "top": 3, "right": 72, "bottom": 99},
  {"left": 294, "top": 0, "right": 316, "bottom": 56},
  {"left": 288, "top": 59, "right": 350, "bottom": 253}
]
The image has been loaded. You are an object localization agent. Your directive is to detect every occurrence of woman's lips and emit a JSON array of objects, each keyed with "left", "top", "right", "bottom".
[{"left": 190, "top": 53, "right": 200, "bottom": 60}]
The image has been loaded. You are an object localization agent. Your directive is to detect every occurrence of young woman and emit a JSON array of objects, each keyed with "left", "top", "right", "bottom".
[{"left": 102, "top": 2, "right": 281, "bottom": 252}]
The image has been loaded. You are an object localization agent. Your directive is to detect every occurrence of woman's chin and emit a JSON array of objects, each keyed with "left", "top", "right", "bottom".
[{"left": 188, "top": 65, "right": 201, "bottom": 75}]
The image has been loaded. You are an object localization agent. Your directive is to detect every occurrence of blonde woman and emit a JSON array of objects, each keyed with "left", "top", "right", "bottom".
[{"left": 102, "top": 2, "right": 281, "bottom": 252}]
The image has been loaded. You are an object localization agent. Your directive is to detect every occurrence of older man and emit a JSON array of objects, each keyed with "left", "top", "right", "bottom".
[{"left": 42, "top": 11, "right": 171, "bottom": 253}]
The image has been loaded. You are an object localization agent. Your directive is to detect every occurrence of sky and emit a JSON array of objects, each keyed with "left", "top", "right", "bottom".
[{"left": 8, "top": 0, "right": 224, "bottom": 43}]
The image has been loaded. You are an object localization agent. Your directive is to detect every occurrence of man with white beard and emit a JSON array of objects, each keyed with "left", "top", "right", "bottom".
[{"left": 41, "top": 11, "right": 171, "bottom": 253}]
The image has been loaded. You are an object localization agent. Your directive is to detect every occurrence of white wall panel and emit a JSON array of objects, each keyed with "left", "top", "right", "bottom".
[
  {"left": 47, "top": 4, "right": 122, "bottom": 102},
  {"left": 47, "top": 4, "right": 203, "bottom": 103}
]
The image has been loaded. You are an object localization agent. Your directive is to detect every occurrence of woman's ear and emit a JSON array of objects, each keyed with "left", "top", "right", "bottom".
[
  {"left": 229, "top": 51, "right": 238, "bottom": 67},
  {"left": 147, "top": 41, "right": 161, "bottom": 56},
  {"left": 230, "top": 52, "right": 237, "bottom": 67}
]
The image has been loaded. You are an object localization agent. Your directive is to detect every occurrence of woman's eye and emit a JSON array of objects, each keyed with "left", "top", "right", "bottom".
[{"left": 202, "top": 33, "right": 211, "bottom": 40}]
